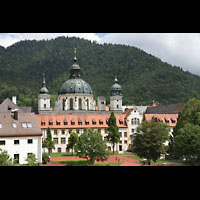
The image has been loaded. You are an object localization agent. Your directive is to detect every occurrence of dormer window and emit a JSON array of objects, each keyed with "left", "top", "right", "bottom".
[
  {"left": 12, "top": 123, "right": 17, "bottom": 128},
  {"left": 22, "top": 123, "right": 27, "bottom": 128},
  {"left": 119, "top": 120, "right": 123, "bottom": 125}
]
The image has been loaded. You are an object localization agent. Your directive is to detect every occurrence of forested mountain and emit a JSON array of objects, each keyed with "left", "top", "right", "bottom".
[{"left": 0, "top": 36, "right": 200, "bottom": 107}]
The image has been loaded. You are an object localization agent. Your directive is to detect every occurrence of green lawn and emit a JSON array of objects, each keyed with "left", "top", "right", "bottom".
[{"left": 50, "top": 152, "right": 78, "bottom": 157}]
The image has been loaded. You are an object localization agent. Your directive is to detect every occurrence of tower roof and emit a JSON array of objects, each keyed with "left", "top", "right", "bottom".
[
  {"left": 111, "top": 75, "right": 122, "bottom": 93},
  {"left": 39, "top": 73, "right": 49, "bottom": 94}
]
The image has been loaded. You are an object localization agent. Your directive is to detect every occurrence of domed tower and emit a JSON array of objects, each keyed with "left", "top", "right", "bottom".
[
  {"left": 38, "top": 73, "right": 51, "bottom": 113},
  {"left": 110, "top": 75, "right": 123, "bottom": 111},
  {"left": 55, "top": 48, "right": 96, "bottom": 111}
]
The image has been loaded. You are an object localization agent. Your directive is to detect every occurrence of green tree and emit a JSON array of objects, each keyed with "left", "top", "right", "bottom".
[
  {"left": 42, "top": 127, "right": 55, "bottom": 154},
  {"left": 170, "top": 98, "right": 200, "bottom": 165},
  {"left": 77, "top": 129, "right": 108, "bottom": 165},
  {"left": 107, "top": 112, "right": 120, "bottom": 154},
  {"left": 0, "top": 148, "right": 13, "bottom": 166},
  {"left": 132, "top": 119, "right": 169, "bottom": 165},
  {"left": 25, "top": 153, "right": 38, "bottom": 166},
  {"left": 67, "top": 132, "right": 78, "bottom": 155}
]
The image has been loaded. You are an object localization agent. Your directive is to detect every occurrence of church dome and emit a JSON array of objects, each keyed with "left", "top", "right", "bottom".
[
  {"left": 58, "top": 48, "right": 93, "bottom": 95},
  {"left": 58, "top": 78, "right": 93, "bottom": 95}
]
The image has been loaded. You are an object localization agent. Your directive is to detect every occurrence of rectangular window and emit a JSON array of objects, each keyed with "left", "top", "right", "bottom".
[
  {"left": 124, "top": 132, "right": 127, "bottom": 137},
  {"left": 62, "top": 129, "right": 65, "bottom": 135},
  {"left": 14, "top": 140, "right": 20, "bottom": 145},
  {"left": 119, "top": 132, "right": 122, "bottom": 137},
  {"left": 0, "top": 123, "right": 2, "bottom": 128},
  {"left": 27, "top": 139, "right": 33, "bottom": 144},
  {"left": 71, "top": 122, "right": 75, "bottom": 125},
  {"left": 92, "top": 121, "right": 96, "bottom": 125},
  {"left": 78, "top": 122, "right": 82, "bottom": 125},
  {"left": 124, "top": 140, "right": 127, "bottom": 144},
  {"left": 0, "top": 140, "right": 5, "bottom": 145},
  {"left": 53, "top": 138, "right": 58, "bottom": 144},
  {"left": 54, "top": 130, "right": 58, "bottom": 135},
  {"left": 119, "top": 120, "right": 123, "bottom": 125},
  {"left": 61, "top": 138, "right": 66, "bottom": 144},
  {"left": 85, "top": 121, "right": 89, "bottom": 125},
  {"left": 64, "top": 121, "right": 68, "bottom": 125},
  {"left": 57, "top": 148, "right": 62, "bottom": 153},
  {"left": 56, "top": 121, "right": 60, "bottom": 126}
]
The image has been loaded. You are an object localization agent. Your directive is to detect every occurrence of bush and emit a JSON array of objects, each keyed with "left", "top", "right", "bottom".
[{"left": 42, "top": 152, "right": 50, "bottom": 164}]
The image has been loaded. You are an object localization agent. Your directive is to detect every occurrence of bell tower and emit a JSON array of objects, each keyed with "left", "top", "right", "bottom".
[
  {"left": 38, "top": 73, "right": 51, "bottom": 113},
  {"left": 110, "top": 75, "right": 123, "bottom": 111}
]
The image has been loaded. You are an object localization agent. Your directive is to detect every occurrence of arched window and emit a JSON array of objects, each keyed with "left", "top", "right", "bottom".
[
  {"left": 70, "top": 98, "right": 73, "bottom": 110},
  {"left": 86, "top": 99, "right": 89, "bottom": 110},
  {"left": 79, "top": 98, "right": 82, "bottom": 110},
  {"left": 131, "top": 118, "right": 140, "bottom": 125},
  {"left": 62, "top": 99, "right": 65, "bottom": 111}
]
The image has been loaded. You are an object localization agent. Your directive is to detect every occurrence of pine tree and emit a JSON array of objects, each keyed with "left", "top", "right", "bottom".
[
  {"left": 42, "top": 127, "right": 55, "bottom": 154},
  {"left": 107, "top": 112, "right": 120, "bottom": 154},
  {"left": 67, "top": 132, "right": 78, "bottom": 155}
]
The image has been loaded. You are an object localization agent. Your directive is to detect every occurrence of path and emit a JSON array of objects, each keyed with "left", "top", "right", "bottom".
[{"left": 46, "top": 154, "right": 148, "bottom": 166}]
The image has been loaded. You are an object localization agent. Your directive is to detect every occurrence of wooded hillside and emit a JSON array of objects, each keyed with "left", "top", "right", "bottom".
[{"left": 0, "top": 36, "right": 199, "bottom": 107}]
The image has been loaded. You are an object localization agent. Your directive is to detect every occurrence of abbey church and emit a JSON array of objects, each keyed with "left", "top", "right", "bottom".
[
  {"left": 36, "top": 48, "right": 134, "bottom": 153},
  {"left": 36, "top": 48, "right": 183, "bottom": 154}
]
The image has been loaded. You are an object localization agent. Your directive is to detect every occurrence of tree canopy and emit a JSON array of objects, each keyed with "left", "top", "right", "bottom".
[
  {"left": 77, "top": 129, "right": 108, "bottom": 165},
  {"left": 132, "top": 119, "right": 169, "bottom": 165},
  {"left": 169, "top": 98, "right": 200, "bottom": 165}
]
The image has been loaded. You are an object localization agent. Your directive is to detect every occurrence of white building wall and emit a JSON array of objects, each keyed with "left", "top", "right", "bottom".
[
  {"left": 0, "top": 136, "right": 42, "bottom": 165},
  {"left": 42, "top": 127, "right": 129, "bottom": 154}
]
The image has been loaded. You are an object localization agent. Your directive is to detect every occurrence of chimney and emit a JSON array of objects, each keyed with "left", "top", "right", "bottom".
[{"left": 12, "top": 96, "right": 17, "bottom": 104}]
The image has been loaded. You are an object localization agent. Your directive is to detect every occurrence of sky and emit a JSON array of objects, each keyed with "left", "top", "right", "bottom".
[{"left": 0, "top": 33, "right": 200, "bottom": 76}]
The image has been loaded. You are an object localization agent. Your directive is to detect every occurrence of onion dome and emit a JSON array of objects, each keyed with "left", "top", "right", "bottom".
[
  {"left": 110, "top": 75, "right": 122, "bottom": 96},
  {"left": 58, "top": 48, "right": 93, "bottom": 95},
  {"left": 39, "top": 73, "right": 49, "bottom": 94}
]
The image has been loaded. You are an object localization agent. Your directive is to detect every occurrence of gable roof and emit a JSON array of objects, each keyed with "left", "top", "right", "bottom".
[
  {"left": 0, "top": 112, "right": 42, "bottom": 137},
  {"left": 145, "top": 103, "right": 185, "bottom": 114},
  {"left": 0, "top": 98, "right": 23, "bottom": 113}
]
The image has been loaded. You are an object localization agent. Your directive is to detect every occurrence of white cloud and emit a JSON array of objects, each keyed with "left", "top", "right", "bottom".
[
  {"left": 0, "top": 33, "right": 101, "bottom": 48},
  {"left": 99, "top": 33, "right": 200, "bottom": 75}
]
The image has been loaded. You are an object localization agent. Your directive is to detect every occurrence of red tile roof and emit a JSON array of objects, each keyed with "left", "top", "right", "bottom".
[
  {"left": 36, "top": 113, "right": 128, "bottom": 129},
  {"left": 144, "top": 114, "right": 178, "bottom": 127}
]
